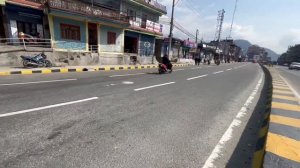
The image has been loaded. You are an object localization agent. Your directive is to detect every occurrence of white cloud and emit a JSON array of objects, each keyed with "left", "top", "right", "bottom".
[
  {"left": 158, "top": 0, "right": 292, "bottom": 53},
  {"left": 279, "top": 29, "right": 300, "bottom": 49}
]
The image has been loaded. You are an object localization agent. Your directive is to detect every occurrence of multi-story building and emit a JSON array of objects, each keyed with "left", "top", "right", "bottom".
[
  {"left": 0, "top": 0, "right": 167, "bottom": 65},
  {"left": 46, "top": 0, "right": 130, "bottom": 64},
  {"left": 1, "top": 0, "right": 49, "bottom": 40},
  {"left": 0, "top": 0, "right": 5, "bottom": 39},
  {"left": 121, "top": 0, "right": 167, "bottom": 63}
]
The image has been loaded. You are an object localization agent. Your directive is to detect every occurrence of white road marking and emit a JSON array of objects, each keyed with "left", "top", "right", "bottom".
[
  {"left": 226, "top": 68, "right": 232, "bottom": 71},
  {"left": 0, "top": 79, "right": 77, "bottom": 86},
  {"left": 122, "top": 81, "right": 134, "bottom": 85},
  {"left": 187, "top": 74, "right": 208, "bottom": 81},
  {"left": 213, "top": 71, "right": 224, "bottom": 74},
  {"left": 279, "top": 74, "right": 300, "bottom": 104},
  {"left": 109, "top": 73, "right": 145, "bottom": 77},
  {"left": 191, "top": 67, "right": 202, "bottom": 69},
  {"left": 0, "top": 97, "right": 99, "bottom": 118},
  {"left": 202, "top": 74, "right": 263, "bottom": 168},
  {"left": 134, "top": 82, "right": 176, "bottom": 91},
  {"left": 173, "top": 69, "right": 185, "bottom": 71}
]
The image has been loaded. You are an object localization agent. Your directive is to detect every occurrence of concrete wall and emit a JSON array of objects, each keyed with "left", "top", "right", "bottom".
[
  {"left": 99, "top": 25, "right": 123, "bottom": 53},
  {"left": 0, "top": 51, "right": 55, "bottom": 67},
  {"left": 52, "top": 16, "right": 87, "bottom": 51},
  {"left": 0, "top": 50, "right": 100, "bottom": 67}
]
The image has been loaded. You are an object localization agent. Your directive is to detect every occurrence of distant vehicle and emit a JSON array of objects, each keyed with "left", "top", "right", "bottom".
[{"left": 289, "top": 62, "right": 300, "bottom": 70}]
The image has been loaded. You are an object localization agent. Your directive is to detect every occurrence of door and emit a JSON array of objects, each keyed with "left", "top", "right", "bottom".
[{"left": 88, "top": 23, "right": 98, "bottom": 52}]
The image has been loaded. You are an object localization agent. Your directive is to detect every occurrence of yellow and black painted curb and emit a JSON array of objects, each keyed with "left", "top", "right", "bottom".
[
  {"left": 252, "top": 66, "right": 273, "bottom": 168},
  {"left": 0, "top": 64, "right": 190, "bottom": 76},
  {"left": 252, "top": 66, "right": 300, "bottom": 168}
]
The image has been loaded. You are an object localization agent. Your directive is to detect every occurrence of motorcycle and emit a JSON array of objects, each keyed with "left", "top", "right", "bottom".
[
  {"left": 158, "top": 63, "right": 172, "bottom": 74},
  {"left": 21, "top": 52, "right": 52, "bottom": 68}
]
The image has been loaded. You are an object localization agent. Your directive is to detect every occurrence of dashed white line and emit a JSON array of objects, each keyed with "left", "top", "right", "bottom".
[
  {"left": 109, "top": 73, "right": 145, "bottom": 77},
  {"left": 202, "top": 74, "right": 263, "bottom": 168},
  {"left": 134, "top": 82, "right": 176, "bottom": 91},
  {"left": 191, "top": 67, "right": 202, "bottom": 69},
  {"left": 187, "top": 74, "right": 208, "bottom": 81},
  {"left": 0, "top": 97, "right": 99, "bottom": 118},
  {"left": 226, "top": 68, "right": 232, "bottom": 71},
  {"left": 173, "top": 69, "right": 185, "bottom": 71},
  {"left": 213, "top": 71, "right": 224, "bottom": 74},
  {"left": 0, "top": 79, "right": 77, "bottom": 86}
]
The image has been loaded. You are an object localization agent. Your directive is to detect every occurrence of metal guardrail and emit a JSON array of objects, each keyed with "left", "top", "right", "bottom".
[
  {"left": 0, "top": 38, "right": 52, "bottom": 49},
  {"left": 88, "top": 45, "right": 98, "bottom": 52}
]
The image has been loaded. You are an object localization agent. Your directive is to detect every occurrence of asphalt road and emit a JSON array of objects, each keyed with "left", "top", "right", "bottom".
[
  {"left": 0, "top": 62, "right": 265, "bottom": 168},
  {"left": 276, "top": 66, "right": 300, "bottom": 98}
]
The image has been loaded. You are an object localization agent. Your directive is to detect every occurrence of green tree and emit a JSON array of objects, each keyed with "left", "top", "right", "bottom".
[{"left": 277, "top": 44, "right": 300, "bottom": 65}]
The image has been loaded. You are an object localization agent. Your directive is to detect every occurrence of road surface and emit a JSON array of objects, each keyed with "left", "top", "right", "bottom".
[
  {"left": 0, "top": 63, "right": 265, "bottom": 168},
  {"left": 276, "top": 66, "right": 300, "bottom": 98}
]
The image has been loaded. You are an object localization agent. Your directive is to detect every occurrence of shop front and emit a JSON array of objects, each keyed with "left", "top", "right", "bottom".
[{"left": 5, "top": 3, "right": 45, "bottom": 39}]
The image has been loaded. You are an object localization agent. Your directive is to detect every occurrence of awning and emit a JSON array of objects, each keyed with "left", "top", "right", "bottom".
[
  {"left": 125, "top": 28, "right": 163, "bottom": 38},
  {"left": 6, "top": 0, "right": 44, "bottom": 10}
]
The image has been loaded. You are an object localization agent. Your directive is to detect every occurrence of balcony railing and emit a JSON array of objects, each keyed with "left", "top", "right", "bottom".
[
  {"left": 134, "top": 0, "right": 167, "bottom": 13},
  {"left": 48, "top": 0, "right": 129, "bottom": 23},
  {"left": 129, "top": 19, "right": 163, "bottom": 34}
]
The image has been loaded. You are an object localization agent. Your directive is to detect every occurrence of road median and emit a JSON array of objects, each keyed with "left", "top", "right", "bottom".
[{"left": 252, "top": 66, "right": 300, "bottom": 168}]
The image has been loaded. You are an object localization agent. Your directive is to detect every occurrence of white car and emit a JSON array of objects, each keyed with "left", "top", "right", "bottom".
[{"left": 289, "top": 62, "right": 300, "bottom": 70}]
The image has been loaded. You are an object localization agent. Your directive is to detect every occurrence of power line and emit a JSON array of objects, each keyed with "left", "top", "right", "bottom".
[
  {"left": 175, "top": 0, "right": 181, "bottom": 6},
  {"left": 228, "top": 0, "right": 238, "bottom": 38},
  {"left": 160, "top": 19, "right": 196, "bottom": 40},
  {"left": 182, "top": 0, "right": 203, "bottom": 18}
]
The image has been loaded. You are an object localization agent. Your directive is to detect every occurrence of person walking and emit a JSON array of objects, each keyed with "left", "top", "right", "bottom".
[{"left": 194, "top": 53, "right": 201, "bottom": 66}]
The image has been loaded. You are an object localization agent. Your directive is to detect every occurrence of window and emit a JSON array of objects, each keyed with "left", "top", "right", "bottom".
[
  {"left": 60, "top": 24, "right": 80, "bottom": 41},
  {"left": 141, "top": 14, "right": 147, "bottom": 28},
  {"left": 127, "top": 9, "right": 136, "bottom": 21},
  {"left": 107, "top": 32, "right": 116, "bottom": 44}
]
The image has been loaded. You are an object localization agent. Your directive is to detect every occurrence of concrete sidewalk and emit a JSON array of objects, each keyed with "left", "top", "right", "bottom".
[{"left": 0, "top": 64, "right": 190, "bottom": 76}]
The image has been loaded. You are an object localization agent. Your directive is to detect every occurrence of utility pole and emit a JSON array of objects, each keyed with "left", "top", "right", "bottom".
[
  {"left": 196, "top": 29, "right": 199, "bottom": 44},
  {"left": 214, "top": 9, "right": 225, "bottom": 62},
  {"left": 168, "top": 0, "right": 175, "bottom": 58}
]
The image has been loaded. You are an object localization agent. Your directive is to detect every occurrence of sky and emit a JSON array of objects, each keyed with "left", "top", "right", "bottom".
[{"left": 158, "top": 0, "right": 300, "bottom": 54}]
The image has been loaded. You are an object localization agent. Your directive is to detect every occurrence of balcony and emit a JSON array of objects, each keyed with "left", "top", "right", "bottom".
[
  {"left": 129, "top": 19, "right": 163, "bottom": 36},
  {"left": 132, "top": 0, "right": 167, "bottom": 14},
  {"left": 48, "top": 0, "right": 129, "bottom": 24}
]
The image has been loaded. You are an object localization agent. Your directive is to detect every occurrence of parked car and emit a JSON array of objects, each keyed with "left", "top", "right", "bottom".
[{"left": 289, "top": 62, "right": 300, "bottom": 70}]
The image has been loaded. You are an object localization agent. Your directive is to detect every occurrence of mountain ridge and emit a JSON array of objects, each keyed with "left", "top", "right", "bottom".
[{"left": 234, "top": 39, "right": 279, "bottom": 61}]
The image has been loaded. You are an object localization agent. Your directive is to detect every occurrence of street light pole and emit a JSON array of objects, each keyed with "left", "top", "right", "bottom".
[{"left": 168, "top": 0, "right": 175, "bottom": 59}]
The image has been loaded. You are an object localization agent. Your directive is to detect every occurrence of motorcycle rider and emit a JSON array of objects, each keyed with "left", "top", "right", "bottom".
[{"left": 162, "top": 54, "right": 173, "bottom": 71}]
